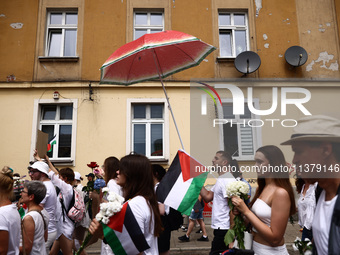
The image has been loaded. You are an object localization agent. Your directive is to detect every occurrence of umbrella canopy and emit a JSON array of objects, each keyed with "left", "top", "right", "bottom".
[{"left": 100, "top": 30, "right": 216, "bottom": 85}]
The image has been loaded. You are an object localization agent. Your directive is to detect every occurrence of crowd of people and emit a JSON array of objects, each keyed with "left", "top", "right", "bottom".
[{"left": 0, "top": 114, "right": 339, "bottom": 255}]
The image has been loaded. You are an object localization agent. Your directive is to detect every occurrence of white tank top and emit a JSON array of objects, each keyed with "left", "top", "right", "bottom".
[{"left": 251, "top": 198, "right": 271, "bottom": 232}]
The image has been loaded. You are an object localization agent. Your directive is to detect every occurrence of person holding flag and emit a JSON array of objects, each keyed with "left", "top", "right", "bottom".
[
  {"left": 89, "top": 153, "right": 162, "bottom": 254},
  {"left": 200, "top": 150, "right": 235, "bottom": 255}
]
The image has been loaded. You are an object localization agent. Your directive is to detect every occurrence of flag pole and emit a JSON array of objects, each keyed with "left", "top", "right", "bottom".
[{"left": 152, "top": 50, "right": 185, "bottom": 151}]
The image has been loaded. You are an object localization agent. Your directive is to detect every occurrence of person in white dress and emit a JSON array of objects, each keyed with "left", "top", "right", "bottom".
[
  {"left": 0, "top": 166, "right": 21, "bottom": 255},
  {"left": 20, "top": 181, "right": 50, "bottom": 255}
]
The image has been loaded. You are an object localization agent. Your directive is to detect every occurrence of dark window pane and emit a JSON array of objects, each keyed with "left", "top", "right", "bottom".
[
  {"left": 133, "top": 105, "right": 146, "bottom": 119},
  {"left": 42, "top": 106, "right": 56, "bottom": 120},
  {"left": 223, "top": 125, "right": 239, "bottom": 157},
  {"left": 60, "top": 105, "right": 73, "bottom": 120},
  {"left": 150, "top": 104, "right": 163, "bottom": 118},
  {"left": 133, "top": 124, "right": 146, "bottom": 155},
  {"left": 58, "top": 125, "right": 72, "bottom": 157},
  {"left": 41, "top": 125, "right": 55, "bottom": 157},
  {"left": 151, "top": 124, "right": 163, "bottom": 156}
]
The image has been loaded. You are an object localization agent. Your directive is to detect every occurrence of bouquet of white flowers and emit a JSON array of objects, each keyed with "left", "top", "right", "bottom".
[
  {"left": 75, "top": 187, "right": 124, "bottom": 255},
  {"left": 292, "top": 237, "right": 313, "bottom": 255},
  {"left": 224, "top": 180, "right": 250, "bottom": 250}
]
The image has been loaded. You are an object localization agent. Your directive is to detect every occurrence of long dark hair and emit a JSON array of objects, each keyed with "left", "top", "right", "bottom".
[
  {"left": 104, "top": 156, "right": 119, "bottom": 184},
  {"left": 119, "top": 154, "right": 162, "bottom": 236},
  {"left": 249, "top": 145, "right": 296, "bottom": 216}
]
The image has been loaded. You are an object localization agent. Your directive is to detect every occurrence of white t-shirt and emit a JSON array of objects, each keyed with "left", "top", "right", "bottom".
[
  {"left": 48, "top": 171, "right": 75, "bottom": 240},
  {"left": 23, "top": 210, "right": 50, "bottom": 255},
  {"left": 129, "top": 196, "right": 158, "bottom": 255},
  {"left": 312, "top": 190, "right": 338, "bottom": 255},
  {"left": 40, "top": 180, "right": 61, "bottom": 234},
  {"left": 107, "top": 179, "right": 123, "bottom": 197},
  {"left": 211, "top": 172, "right": 235, "bottom": 229},
  {"left": 298, "top": 182, "right": 317, "bottom": 230},
  {"left": 0, "top": 204, "right": 21, "bottom": 255}
]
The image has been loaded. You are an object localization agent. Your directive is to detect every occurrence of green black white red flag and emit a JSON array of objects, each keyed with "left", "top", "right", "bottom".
[
  {"left": 156, "top": 149, "right": 209, "bottom": 215},
  {"left": 102, "top": 202, "right": 150, "bottom": 255}
]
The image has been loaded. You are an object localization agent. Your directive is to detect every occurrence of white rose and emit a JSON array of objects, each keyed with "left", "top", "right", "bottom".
[{"left": 95, "top": 211, "right": 104, "bottom": 221}]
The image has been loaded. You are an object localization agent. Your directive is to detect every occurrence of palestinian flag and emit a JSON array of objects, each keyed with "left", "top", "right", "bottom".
[
  {"left": 102, "top": 202, "right": 150, "bottom": 255},
  {"left": 156, "top": 150, "right": 209, "bottom": 215},
  {"left": 47, "top": 135, "right": 57, "bottom": 152}
]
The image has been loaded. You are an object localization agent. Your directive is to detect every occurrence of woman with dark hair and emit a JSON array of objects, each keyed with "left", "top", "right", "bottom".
[
  {"left": 0, "top": 166, "right": 21, "bottom": 255},
  {"left": 47, "top": 159, "right": 75, "bottom": 255},
  {"left": 100, "top": 156, "right": 122, "bottom": 255},
  {"left": 231, "top": 145, "right": 296, "bottom": 255},
  {"left": 89, "top": 154, "right": 162, "bottom": 254},
  {"left": 20, "top": 181, "right": 49, "bottom": 255},
  {"left": 103, "top": 156, "right": 122, "bottom": 197}
]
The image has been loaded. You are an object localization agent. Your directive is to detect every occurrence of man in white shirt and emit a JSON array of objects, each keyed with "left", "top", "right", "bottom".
[
  {"left": 200, "top": 151, "right": 235, "bottom": 254},
  {"left": 282, "top": 115, "right": 340, "bottom": 255},
  {"left": 28, "top": 161, "right": 61, "bottom": 254}
]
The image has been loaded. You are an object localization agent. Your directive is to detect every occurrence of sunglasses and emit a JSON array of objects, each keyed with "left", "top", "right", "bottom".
[{"left": 28, "top": 169, "right": 39, "bottom": 174}]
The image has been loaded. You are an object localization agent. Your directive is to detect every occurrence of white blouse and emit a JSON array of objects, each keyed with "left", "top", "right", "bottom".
[{"left": 298, "top": 182, "right": 317, "bottom": 230}]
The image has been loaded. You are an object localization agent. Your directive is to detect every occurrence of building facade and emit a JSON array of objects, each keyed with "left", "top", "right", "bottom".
[{"left": 1, "top": 0, "right": 339, "bottom": 177}]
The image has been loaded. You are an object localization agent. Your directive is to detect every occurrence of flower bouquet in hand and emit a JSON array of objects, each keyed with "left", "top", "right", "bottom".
[
  {"left": 224, "top": 180, "right": 250, "bottom": 250},
  {"left": 75, "top": 188, "right": 124, "bottom": 255},
  {"left": 292, "top": 237, "right": 312, "bottom": 255}
]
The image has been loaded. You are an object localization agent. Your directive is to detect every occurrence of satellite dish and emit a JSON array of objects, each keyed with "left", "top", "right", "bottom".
[
  {"left": 234, "top": 51, "right": 261, "bottom": 74},
  {"left": 285, "top": 46, "right": 308, "bottom": 67}
]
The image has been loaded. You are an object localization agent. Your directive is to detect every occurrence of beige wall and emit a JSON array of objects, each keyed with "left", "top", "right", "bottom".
[{"left": 0, "top": 82, "right": 190, "bottom": 178}]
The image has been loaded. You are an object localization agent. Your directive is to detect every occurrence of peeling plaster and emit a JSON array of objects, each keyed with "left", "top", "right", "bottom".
[
  {"left": 307, "top": 30, "right": 311, "bottom": 34},
  {"left": 319, "top": 28, "right": 325, "bottom": 32},
  {"left": 306, "top": 52, "right": 339, "bottom": 72},
  {"left": 263, "top": 34, "right": 268, "bottom": 40},
  {"left": 254, "top": 0, "right": 262, "bottom": 17},
  {"left": 0, "top": 14, "right": 5, "bottom": 18},
  {"left": 10, "top": 23, "right": 23, "bottom": 29},
  {"left": 306, "top": 60, "right": 314, "bottom": 72},
  {"left": 326, "top": 23, "right": 331, "bottom": 27},
  {"left": 264, "top": 43, "right": 269, "bottom": 48},
  {"left": 278, "top": 54, "right": 283, "bottom": 58}
]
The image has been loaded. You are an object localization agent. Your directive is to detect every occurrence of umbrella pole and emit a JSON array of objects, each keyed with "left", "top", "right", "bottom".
[{"left": 152, "top": 50, "right": 185, "bottom": 150}]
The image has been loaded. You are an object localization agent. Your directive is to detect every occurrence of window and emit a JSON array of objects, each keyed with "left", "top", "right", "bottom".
[
  {"left": 127, "top": 99, "right": 169, "bottom": 161},
  {"left": 46, "top": 11, "right": 78, "bottom": 57},
  {"left": 134, "top": 11, "right": 164, "bottom": 40},
  {"left": 218, "top": 12, "right": 249, "bottom": 58},
  {"left": 221, "top": 99, "right": 260, "bottom": 160},
  {"left": 31, "top": 99, "right": 77, "bottom": 164}
]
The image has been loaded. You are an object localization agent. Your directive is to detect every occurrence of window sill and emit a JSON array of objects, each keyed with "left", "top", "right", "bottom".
[
  {"left": 149, "top": 158, "right": 169, "bottom": 164},
  {"left": 216, "top": 57, "right": 236, "bottom": 63},
  {"left": 38, "top": 56, "right": 79, "bottom": 62},
  {"left": 49, "top": 159, "right": 74, "bottom": 166}
]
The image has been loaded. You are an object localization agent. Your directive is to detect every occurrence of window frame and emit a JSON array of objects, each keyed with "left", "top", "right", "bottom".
[
  {"left": 126, "top": 98, "right": 169, "bottom": 162},
  {"left": 218, "top": 11, "right": 249, "bottom": 58},
  {"left": 220, "top": 98, "right": 262, "bottom": 160},
  {"left": 133, "top": 11, "right": 164, "bottom": 40},
  {"left": 30, "top": 99, "right": 78, "bottom": 165},
  {"left": 45, "top": 10, "right": 78, "bottom": 57}
]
